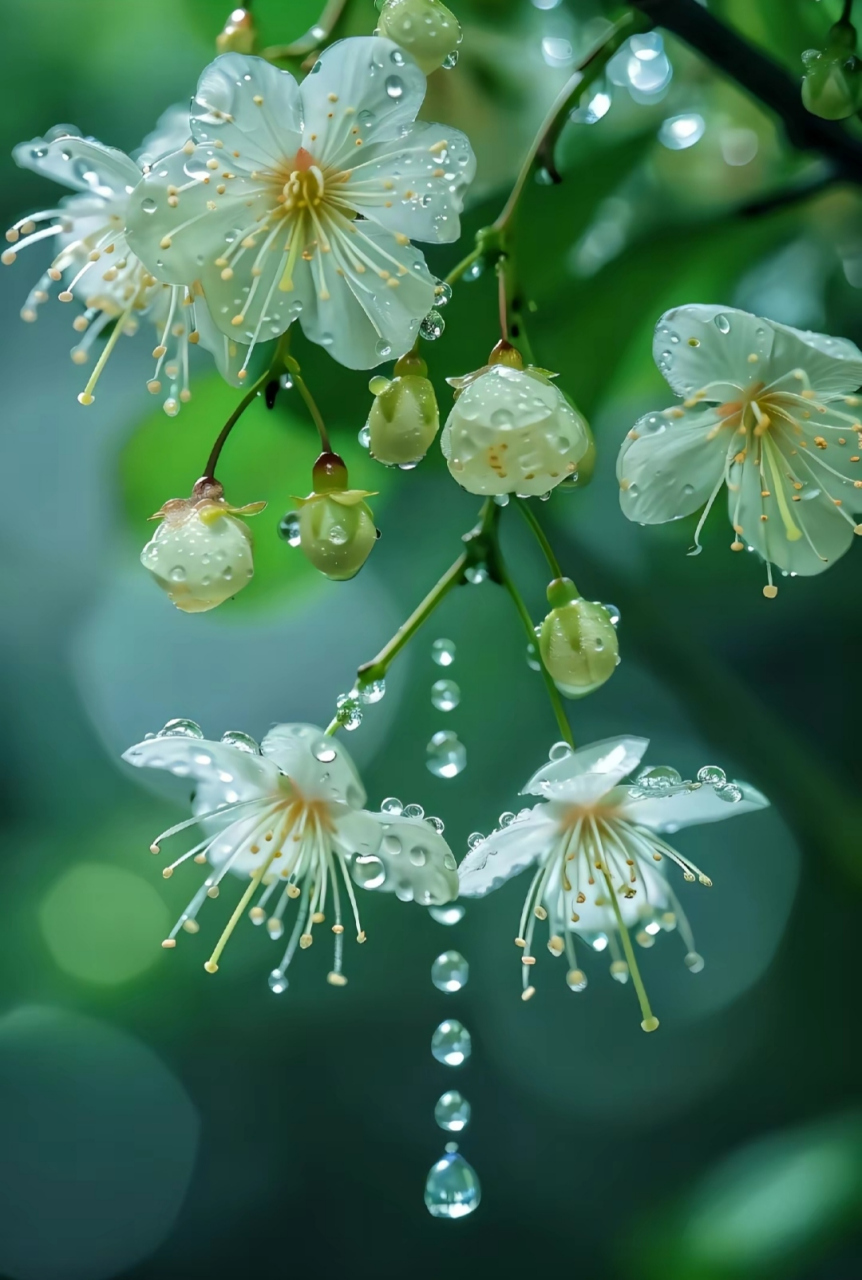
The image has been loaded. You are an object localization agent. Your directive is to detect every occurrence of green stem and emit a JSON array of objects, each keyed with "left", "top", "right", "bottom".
[
  {"left": 602, "top": 867, "right": 658, "bottom": 1032},
  {"left": 497, "top": 559, "right": 574, "bottom": 749},
  {"left": 290, "top": 365, "right": 332, "bottom": 454},
  {"left": 445, "top": 243, "right": 486, "bottom": 287},
  {"left": 203, "top": 368, "right": 271, "bottom": 480},
  {"left": 514, "top": 497, "right": 566, "bottom": 583},
  {"left": 262, "top": 0, "right": 351, "bottom": 64}
]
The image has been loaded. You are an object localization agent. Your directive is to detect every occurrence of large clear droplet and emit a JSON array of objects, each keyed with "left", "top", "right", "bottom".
[
  {"left": 278, "top": 512, "right": 301, "bottom": 546},
  {"left": 697, "top": 765, "right": 726, "bottom": 786},
  {"left": 220, "top": 730, "right": 260, "bottom": 754},
  {"left": 434, "top": 1090, "right": 471, "bottom": 1132},
  {"left": 431, "top": 950, "right": 469, "bottom": 993},
  {"left": 426, "top": 731, "right": 466, "bottom": 779},
  {"left": 419, "top": 309, "right": 445, "bottom": 341},
  {"left": 429, "top": 904, "right": 465, "bottom": 926},
  {"left": 431, "top": 679, "right": 460, "bottom": 711},
  {"left": 431, "top": 1019, "right": 471, "bottom": 1066},
  {"left": 359, "top": 678, "right": 386, "bottom": 705},
  {"left": 268, "top": 969, "right": 288, "bottom": 994},
  {"left": 157, "top": 719, "right": 203, "bottom": 739},
  {"left": 424, "top": 1149, "right": 481, "bottom": 1219},
  {"left": 352, "top": 855, "right": 386, "bottom": 890},
  {"left": 431, "top": 638, "right": 456, "bottom": 667}
]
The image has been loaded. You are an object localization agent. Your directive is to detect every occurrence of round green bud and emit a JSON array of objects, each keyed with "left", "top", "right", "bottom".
[
  {"left": 377, "top": 0, "right": 462, "bottom": 75},
  {"left": 802, "top": 24, "right": 862, "bottom": 120},
  {"left": 367, "top": 354, "right": 439, "bottom": 466},
  {"left": 298, "top": 493, "right": 377, "bottom": 581},
  {"left": 540, "top": 597, "right": 619, "bottom": 699}
]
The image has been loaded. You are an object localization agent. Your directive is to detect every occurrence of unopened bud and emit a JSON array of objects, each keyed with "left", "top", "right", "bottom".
[
  {"left": 216, "top": 7, "right": 256, "bottom": 55},
  {"left": 539, "top": 580, "right": 618, "bottom": 699},
  {"left": 377, "top": 0, "right": 462, "bottom": 75},
  {"left": 140, "top": 478, "right": 265, "bottom": 613},
  {"left": 366, "top": 352, "right": 439, "bottom": 465},
  {"left": 802, "top": 21, "right": 862, "bottom": 119},
  {"left": 295, "top": 454, "right": 377, "bottom": 581}
]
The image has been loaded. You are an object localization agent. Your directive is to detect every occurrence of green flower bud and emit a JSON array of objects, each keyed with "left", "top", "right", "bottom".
[
  {"left": 216, "top": 7, "right": 256, "bottom": 55},
  {"left": 802, "top": 22, "right": 862, "bottom": 120},
  {"left": 377, "top": 0, "right": 462, "bottom": 75},
  {"left": 366, "top": 352, "right": 439, "bottom": 465},
  {"left": 539, "top": 579, "right": 619, "bottom": 699},
  {"left": 294, "top": 453, "right": 378, "bottom": 581}
]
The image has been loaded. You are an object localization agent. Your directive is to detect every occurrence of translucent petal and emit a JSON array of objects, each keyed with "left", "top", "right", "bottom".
[
  {"left": 193, "top": 295, "right": 278, "bottom": 387},
  {"left": 457, "top": 808, "right": 557, "bottom": 898},
  {"left": 617, "top": 405, "right": 731, "bottom": 524},
  {"left": 766, "top": 318, "right": 862, "bottom": 396},
  {"left": 133, "top": 104, "right": 191, "bottom": 167},
  {"left": 301, "top": 37, "right": 426, "bottom": 171},
  {"left": 12, "top": 133, "right": 141, "bottom": 198},
  {"left": 191, "top": 53, "right": 302, "bottom": 168},
  {"left": 122, "top": 735, "right": 281, "bottom": 815},
  {"left": 260, "top": 724, "right": 367, "bottom": 809},
  {"left": 342, "top": 120, "right": 475, "bottom": 245},
  {"left": 521, "top": 736, "right": 649, "bottom": 803},
  {"left": 773, "top": 402, "right": 862, "bottom": 511},
  {"left": 347, "top": 813, "right": 459, "bottom": 904},
  {"left": 621, "top": 779, "right": 769, "bottom": 830}
]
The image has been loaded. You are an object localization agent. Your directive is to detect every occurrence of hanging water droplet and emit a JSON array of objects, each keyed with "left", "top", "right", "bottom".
[
  {"left": 268, "top": 969, "right": 288, "bottom": 994},
  {"left": 441, "top": 50, "right": 459, "bottom": 69},
  {"left": 279, "top": 371, "right": 294, "bottom": 391},
  {"left": 465, "top": 259, "right": 484, "bottom": 281},
  {"left": 431, "top": 1019, "right": 472, "bottom": 1066},
  {"left": 420, "top": 309, "right": 445, "bottom": 340},
  {"left": 385, "top": 74, "right": 405, "bottom": 98},
  {"left": 684, "top": 951, "right": 705, "bottom": 973},
  {"left": 352, "top": 855, "right": 387, "bottom": 889},
  {"left": 431, "top": 679, "right": 460, "bottom": 711},
  {"left": 566, "top": 969, "right": 588, "bottom": 992},
  {"left": 431, "top": 950, "right": 469, "bottom": 993},
  {"left": 358, "top": 424, "right": 371, "bottom": 448},
  {"left": 426, "top": 731, "right": 466, "bottom": 779},
  {"left": 696, "top": 764, "right": 726, "bottom": 786},
  {"left": 525, "top": 642, "right": 541, "bottom": 671},
  {"left": 434, "top": 281, "right": 453, "bottom": 307},
  {"left": 335, "top": 693, "right": 363, "bottom": 730},
  {"left": 220, "top": 730, "right": 260, "bottom": 754},
  {"left": 278, "top": 511, "right": 301, "bottom": 546},
  {"left": 429, "top": 903, "right": 465, "bottom": 926},
  {"left": 601, "top": 602, "right": 621, "bottom": 626},
  {"left": 424, "top": 1150, "right": 481, "bottom": 1219},
  {"left": 359, "top": 678, "right": 386, "bottom": 704},
  {"left": 434, "top": 1090, "right": 471, "bottom": 1132},
  {"left": 493, "top": 493, "right": 510, "bottom": 507},
  {"left": 714, "top": 313, "right": 731, "bottom": 334},
  {"left": 157, "top": 718, "right": 204, "bottom": 739},
  {"left": 381, "top": 796, "right": 403, "bottom": 816},
  {"left": 431, "top": 638, "right": 456, "bottom": 667}
]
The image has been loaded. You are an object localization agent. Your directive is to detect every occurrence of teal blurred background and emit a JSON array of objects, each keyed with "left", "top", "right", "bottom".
[{"left": 1, "top": 0, "right": 860, "bottom": 1276}]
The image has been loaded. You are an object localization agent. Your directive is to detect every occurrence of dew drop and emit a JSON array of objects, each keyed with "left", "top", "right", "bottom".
[
  {"left": 431, "top": 950, "right": 469, "bottom": 993},
  {"left": 526, "top": 642, "right": 541, "bottom": 671},
  {"left": 685, "top": 951, "right": 705, "bottom": 973},
  {"left": 419, "top": 309, "right": 445, "bottom": 340},
  {"left": 359, "top": 678, "right": 386, "bottom": 704},
  {"left": 385, "top": 74, "right": 404, "bottom": 99},
  {"left": 441, "top": 50, "right": 459, "bottom": 69},
  {"left": 429, "top": 903, "right": 465, "bottom": 926},
  {"left": 220, "top": 730, "right": 260, "bottom": 754},
  {"left": 696, "top": 764, "right": 726, "bottom": 786},
  {"left": 714, "top": 781, "right": 743, "bottom": 803},
  {"left": 431, "top": 638, "right": 456, "bottom": 667},
  {"left": 335, "top": 692, "right": 363, "bottom": 731},
  {"left": 431, "top": 1019, "right": 471, "bottom": 1066},
  {"left": 427, "top": 731, "right": 466, "bottom": 779},
  {"left": 381, "top": 796, "right": 403, "bottom": 816},
  {"left": 358, "top": 424, "right": 371, "bottom": 448},
  {"left": 434, "top": 1090, "right": 471, "bottom": 1132},
  {"left": 141, "top": 197, "right": 157, "bottom": 214},
  {"left": 313, "top": 741, "right": 337, "bottom": 763},
  {"left": 714, "top": 313, "right": 731, "bottom": 334},
  {"left": 278, "top": 511, "right": 301, "bottom": 546},
  {"left": 352, "top": 855, "right": 387, "bottom": 889},
  {"left": 431, "top": 679, "right": 460, "bottom": 711},
  {"left": 157, "top": 718, "right": 203, "bottom": 739}
]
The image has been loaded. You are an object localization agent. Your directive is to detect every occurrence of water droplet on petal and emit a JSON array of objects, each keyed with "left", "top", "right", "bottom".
[
  {"left": 313, "top": 740, "right": 337, "bottom": 763},
  {"left": 381, "top": 796, "right": 403, "bottom": 816},
  {"left": 352, "top": 855, "right": 387, "bottom": 890},
  {"left": 431, "top": 950, "right": 469, "bottom": 993},
  {"left": 157, "top": 718, "right": 203, "bottom": 739},
  {"left": 714, "top": 313, "right": 731, "bottom": 334},
  {"left": 220, "top": 730, "right": 260, "bottom": 754},
  {"left": 358, "top": 424, "right": 371, "bottom": 448},
  {"left": 696, "top": 765, "right": 726, "bottom": 785},
  {"left": 714, "top": 781, "right": 742, "bottom": 803},
  {"left": 385, "top": 74, "right": 404, "bottom": 99},
  {"left": 429, "top": 903, "right": 465, "bottom": 926},
  {"left": 431, "top": 1019, "right": 471, "bottom": 1066}
]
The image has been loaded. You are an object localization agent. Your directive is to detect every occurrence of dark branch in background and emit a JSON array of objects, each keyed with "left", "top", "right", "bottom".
[{"left": 631, "top": 0, "right": 862, "bottom": 182}]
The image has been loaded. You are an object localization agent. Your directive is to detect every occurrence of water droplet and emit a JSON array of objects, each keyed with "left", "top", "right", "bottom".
[
  {"left": 566, "top": 969, "right": 588, "bottom": 992},
  {"left": 431, "top": 950, "right": 469, "bottom": 993},
  {"left": 328, "top": 524, "right": 348, "bottom": 546},
  {"left": 714, "top": 313, "right": 731, "bottom": 334},
  {"left": 141, "top": 197, "right": 157, "bottom": 214},
  {"left": 385, "top": 75, "right": 404, "bottom": 99},
  {"left": 685, "top": 951, "right": 705, "bottom": 973},
  {"left": 390, "top": 48, "right": 405, "bottom": 65},
  {"left": 602, "top": 602, "right": 621, "bottom": 626},
  {"left": 431, "top": 638, "right": 456, "bottom": 667},
  {"left": 375, "top": 338, "right": 393, "bottom": 358},
  {"left": 435, "top": 1090, "right": 471, "bottom": 1132},
  {"left": 168, "top": 566, "right": 186, "bottom": 582},
  {"left": 498, "top": 812, "right": 515, "bottom": 828},
  {"left": 434, "top": 281, "right": 453, "bottom": 307},
  {"left": 381, "top": 796, "right": 403, "bottom": 816},
  {"left": 157, "top": 718, "right": 203, "bottom": 739},
  {"left": 548, "top": 741, "right": 573, "bottom": 762},
  {"left": 313, "top": 740, "right": 337, "bottom": 763},
  {"left": 426, "top": 816, "right": 445, "bottom": 834},
  {"left": 714, "top": 781, "right": 743, "bottom": 803},
  {"left": 420, "top": 309, "right": 445, "bottom": 340},
  {"left": 467, "top": 832, "right": 484, "bottom": 850},
  {"left": 424, "top": 1150, "right": 481, "bottom": 1219},
  {"left": 526, "top": 642, "right": 541, "bottom": 671},
  {"left": 696, "top": 764, "right": 726, "bottom": 786},
  {"left": 268, "top": 969, "right": 288, "bottom": 993},
  {"left": 335, "top": 693, "right": 362, "bottom": 731},
  {"left": 431, "top": 679, "right": 460, "bottom": 711},
  {"left": 494, "top": 493, "right": 510, "bottom": 507},
  {"left": 429, "top": 903, "right": 465, "bottom": 926},
  {"left": 359, "top": 678, "right": 386, "bottom": 704},
  {"left": 353, "top": 855, "right": 387, "bottom": 890},
  {"left": 637, "top": 765, "right": 682, "bottom": 791},
  {"left": 464, "top": 565, "right": 488, "bottom": 585},
  {"left": 431, "top": 1019, "right": 471, "bottom": 1066},
  {"left": 427, "top": 731, "right": 466, "bottom": 779},
  {"left": 220, "top": 730, "right": 260, "bottom": 754},
  {"left": 358, "top": 424, "right": 371, "bottom": 448},
  {"left": 465, "top": 259, "right": 484, "bottom": 281},
  {"left": 279, "top": 371, "right": 294, "bottom": 391},
  {"left": 278, "top": 511, "right": 301, "bottom": 546},
  {"left": 403, "top": 803, "right": 425, "bottom": 820}
]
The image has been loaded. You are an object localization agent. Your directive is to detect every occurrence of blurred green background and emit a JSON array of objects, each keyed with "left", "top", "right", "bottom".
[{"left": 1, "top": 0, "right": 860, "bottom": 1276}]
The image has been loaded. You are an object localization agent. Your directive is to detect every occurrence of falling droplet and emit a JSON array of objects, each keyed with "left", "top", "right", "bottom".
[
  {"left": 431, "top": 679, "right": 460, "bottom": 711},
  {"left": 424, "top": 1149, "right": 481, "bottom": 1219},
  {"left": 434, "top": 1090, "right": 471, "bottom": 1132},
  {"left": 278, "top": 512, "right": 301, "bottom": 546},
  {"left": 220, "top": 730, "right": 260, "bottom": 754},
  {"left": 431, "top": 638, "right": 456, "bottom": 667},
  {"left": 465, "top": 259, "right": 484, "bottom": 281},
  {"left": 431, "top": 1019, "right": 472, "bottom": 1066},
  {"left": 426, "top": 731, "right": 466, "bottom": 779},
  {"left": 157, "top": 719, "right": 204, "bottom": 739},
  {"left": 431, "top": 950, "right": 469, "bottom": 993},
  {"left": 429, "top": 904, "right": 465, "bottom": 926}
]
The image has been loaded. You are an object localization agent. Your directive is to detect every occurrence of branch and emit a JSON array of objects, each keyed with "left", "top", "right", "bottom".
[{"left": 631, "top": 0, "right": 862, "bottom": 182}]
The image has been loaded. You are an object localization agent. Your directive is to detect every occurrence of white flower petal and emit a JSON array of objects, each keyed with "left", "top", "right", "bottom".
[
  {"left": 348, "top": 813, "right": 458, "bottom": 905},
  {"left": 301, "top": 37, "right": 426, "bottom": 171},
  {"left": 766, "top": 318, "right": 862, "bottom": 396},
  {"left": 191, "top": 53, "right": 302, "bottom": 168},
  {"left": 122, "top": 735, "right": 281, "bottom": 813},
  {"left": 298, "top": 219, "right": 435, "bottom": 368},
  {"left": 327, "top": 806, "right": 383, "bottom": 858},
  {"left": 653, "top": 305, "right": 772, "bottom": 400},
  {"left": 260, "top": 724, "right": 366, "bottom": 808},
  {"left": 562, "top": 861, "right": 670, "bottom": 933},
  {"left": 621, "top": 779, "right": 768, "bottom": 831},
  {"left": 457, "top": 808, "right": 558, "bottom": 897},
  {"left": 618, "top": 405, "right": 731, "bottom": 524},
  {"left": 521, "top": 736, "right": 649, "bottom": 803},
  {"left": 13, "top": 133, "right": 141, "bottom": 198},
  {"left": 126, "top": 145, "right": 272, "bottom": 289},
  {"left": 193, "top": 296, "right": 278, "bottom": 387},
  {"left": 342, "top": 119, "right": 475, "bottom": 245},
  {"left": 133, "top": 104, "right": 191, "bottom": 166}
]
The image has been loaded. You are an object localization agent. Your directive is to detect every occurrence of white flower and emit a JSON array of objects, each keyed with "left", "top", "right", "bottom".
[
  {"left": 124, "top": 38, "right": 475, "bottom": 372},
  {"left": 6, "top": 113, "right": 266, "bottom": 414},
  {"left": 440, "top": 365, "right": 590, "bottom": 496},
  {"left": 124, "top": 720, "right": 458, "bottom": 987},
  {"left": 617, "top": 305, "right": 862, "bottom": 594},
  {"left": 458, "top": 736, "right": 768, "bottom": 1028},
  {"left": 140, "top": 479, "right": 266, "bottom": 613}
]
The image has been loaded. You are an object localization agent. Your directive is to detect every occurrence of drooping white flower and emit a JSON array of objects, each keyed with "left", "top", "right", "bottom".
[
  {"left": 441, "top": 365, "right": 590, "bottom": 496},
  {"left": 617, "top": 305, "right": 862, "bottom": 594},
  {"left": 124, "top": 38, "right": 476, "bottom": 372},
  {"left": 124, "top": 720, "right": 458, "bottom": 988},
  {"left": 458, "top": 736, "right": 768, "bottom": 1028},
  {"left": 6, "top": 113, "right": 267, "bottom": 414}
]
